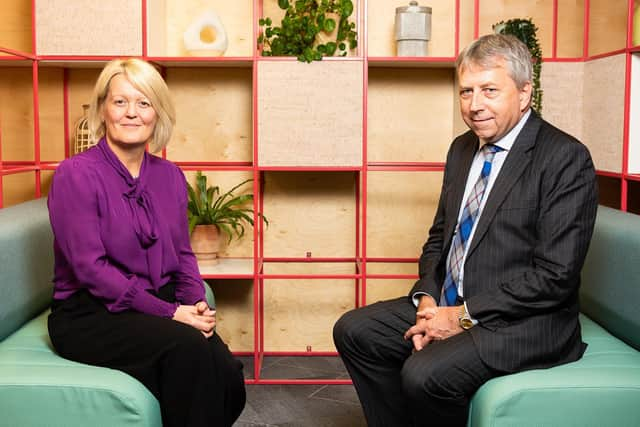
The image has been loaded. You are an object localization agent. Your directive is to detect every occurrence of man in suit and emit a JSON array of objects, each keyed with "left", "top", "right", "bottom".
[{"left": 333, "top": 34, "right": 598, "bottom": 426}]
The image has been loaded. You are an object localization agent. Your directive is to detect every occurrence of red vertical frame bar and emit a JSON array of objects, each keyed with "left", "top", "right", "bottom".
[
  {"left": 455, "top": 0, "right": 460, "bottom": 55},
  {"left": 622, "top": 0, "right": 633, "bottom": 211},
  {"left": 474, "top": 0, "right": 480, "bottom": 40},
  {"left": 32, "top": 0, "right": 40, "bottom": 200},
  {"left": 361, "top": 0, "right": 368, "bottom": 308},
  {"left": 159, "top": 67, "right": 168, "bottom": 160},
  {"left": 63, "top": 69, "right": 70, "bottom": 159},
  {"left": 0, "top": 116, "right": 4, "bottom": 208},
  {"left": 141, "top": 0, "right": 148, "bottom": 58},
  {"left": 253, "top": 0, "right": 262, "bottom": 382},
  {"left": 628, "top": 0, "right": 635, "bottom": 49},
  {"left": 584, "top": 0, "right": 590, "bottom": 59},
  {"left": 354, "top": 171, "right": 361, "bottom": 308},
  {"left": 552, "top": 0, "right": 559, "bottom": 58},
  {"left": 32, "top": 0, "right": 37, "bottom": 55},
  {"left": 33, "top": 61, "right": 41, "bottom": 198}
]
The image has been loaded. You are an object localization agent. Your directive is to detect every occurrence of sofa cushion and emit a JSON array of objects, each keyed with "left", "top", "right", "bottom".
[
  {"left": 0, "top": 198, "right": 54, "bottom": 341},
  {"left": 580, "top": 206, "right": 640, "bottom": 351},
  {"left": 468, "top": 313, "right": 640, "bottom": 427},
  {"left": 0, "top": 311, "right": 162, "bottom": 427}
]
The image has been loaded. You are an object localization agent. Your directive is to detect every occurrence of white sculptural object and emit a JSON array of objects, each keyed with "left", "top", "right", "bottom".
[{"left": 183, "top": 10, "right": 228, "bottom": 56}]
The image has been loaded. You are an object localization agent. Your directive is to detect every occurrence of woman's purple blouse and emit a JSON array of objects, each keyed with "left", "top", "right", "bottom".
[{"left": 48, "top": 138, "right": 204, "bottom": 318}]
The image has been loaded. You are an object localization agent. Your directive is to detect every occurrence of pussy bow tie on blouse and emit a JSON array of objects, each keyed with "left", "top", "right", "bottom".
[{"left": 98, "top": 139, "right": 159, "bottom": 249}]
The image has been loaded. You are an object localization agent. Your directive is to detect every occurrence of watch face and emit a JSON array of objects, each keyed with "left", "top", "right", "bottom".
[{"left": 460, "top": 317, "right": 474, "bottom": 330}]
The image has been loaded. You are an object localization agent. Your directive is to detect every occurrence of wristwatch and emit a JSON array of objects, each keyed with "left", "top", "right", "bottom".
[{"left": 458, "top": 304, "right": 474, "bottom": 330}]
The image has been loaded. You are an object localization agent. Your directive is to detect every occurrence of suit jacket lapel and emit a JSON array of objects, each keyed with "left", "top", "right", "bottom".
[
  {"left": 465, "top": 113, "right": 541, "bottom": 259},
  {"left": 444, "top": 133, "right": 479, "bottom": 244}
]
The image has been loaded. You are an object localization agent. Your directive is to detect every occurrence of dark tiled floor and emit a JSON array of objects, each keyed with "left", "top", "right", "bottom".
[{"left": 234, "top": 357, "right": 366, "bottom": 427}]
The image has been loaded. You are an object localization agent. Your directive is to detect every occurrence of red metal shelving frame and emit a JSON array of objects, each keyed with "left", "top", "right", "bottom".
[{"left": 0, "top": 0, "right": 637, "bottom": 384}]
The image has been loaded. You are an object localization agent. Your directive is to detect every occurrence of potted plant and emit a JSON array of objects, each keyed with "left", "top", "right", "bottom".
[
  {"left": 258, "top": 0, "right": 358, "bottom": 63},
  {"left": 493, "top": 18, "right": 543, "bottom": 114},
  {"left": 187, "top": 171, "right": 265, "bottom": 262}
]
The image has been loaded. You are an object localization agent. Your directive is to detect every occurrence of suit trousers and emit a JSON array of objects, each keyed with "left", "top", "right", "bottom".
[
  {"left": 48, "top": 283, "right": 246, "bottom": 427},
  {"left": 334, "top": 297, "right": 500, "bottom": 427}
]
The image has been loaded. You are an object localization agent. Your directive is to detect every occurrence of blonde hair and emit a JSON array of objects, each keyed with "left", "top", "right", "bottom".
[{"left": 88, "top": 58, "right": 175, "bottom": 152}]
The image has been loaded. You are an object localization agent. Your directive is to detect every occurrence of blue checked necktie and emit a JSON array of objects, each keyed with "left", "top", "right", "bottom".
[{"left": 440, "top": 144, "right": 503, "bottom": 306}]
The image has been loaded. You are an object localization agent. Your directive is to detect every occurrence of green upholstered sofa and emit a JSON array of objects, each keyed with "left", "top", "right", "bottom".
[
  {"left": 469, "top": 205, "right": 640, "bottom": 426},
  {"left": 0, "top": 198, "right": 213, "bottom": 427}
]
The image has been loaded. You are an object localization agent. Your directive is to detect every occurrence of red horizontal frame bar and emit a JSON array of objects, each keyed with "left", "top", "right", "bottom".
[
  {"left": 259, "top": 274, "right": 361, "bottom": 279},
  {"left": 262, "top": 257, "right": 359, "bottom": 263},
  {"left": 259, "top": 166, "right": 362, "bottom": 172},
  {"left": 245, "top": 379, "right": 352, "bottom": 385},
  {"left": 0, "top": 47, "right": 36, "bottom": 60},
  {"left": 366, "top": 257, "right": 418, "bottom": 263},
  {"left": 1, "top": 166, "right": 39, "bottom": 176},
  {"left": 201, "top": 274, "right": 254, "bottom": 280},
  {"left": 586, "top": 48, "right": 628, "bottom": 61}
]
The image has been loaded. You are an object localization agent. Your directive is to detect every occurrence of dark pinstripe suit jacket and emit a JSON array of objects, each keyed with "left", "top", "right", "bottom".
[{"left": 410, "top": 111, "right": 598, "bottom": 373}]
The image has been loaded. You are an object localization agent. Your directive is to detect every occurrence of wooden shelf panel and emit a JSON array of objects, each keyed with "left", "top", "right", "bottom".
[
  {"left": 628, "top": 180, "right": 640, "bottom": 214},
  {"left": 205, "top": 279, "right": 254, "bottom": 351},
  {"left": 588, "top": 0, "right": 628, "bottom": 57},
  {"left": 198, "top": 258, "right": 255, "bottom": 277},
  {"left": 367, "top": 0, "right": 456, "bottom": 58},
  {"left": 165, "top": 67, "right": 253, "bottom": 163},
  {"left": 366, "top": 171, "right": 442, "bottom": 258},
  {"left": 367, "top": 67, "right": 458, "bottom": 163},
  {"left": 583, "top": 54, "right": 626, "bottom": 173},
  {"left": 635, "top": 0, "right": 640, "bottom": 49},
  {"left": 1, "top": 171, "right": 36, "bottom": 207},
  {"left": 629, "top": 54, "right": 640, "bottom": 174},
  {"left": 596, "top": 175, "right": 622, "bottom": 210},
  {"left": 0, "top": 58, "right": 33, "bottom": 67},
  {"left": 263, "top": 263, "right": 356, "bottom": 351},
  {"left": 66, "top": 68, "right": 101, "bottom": 156},
  {"left": 262, "top": 172, "right": 358, "bottom": 258},
  {"left": 557, "top": 0, "right": 585, "bottom": 58},
  {"left": 0, "top": 0, "right": 32, "bottom": 55},
  {"left": 366, "top": 277, "right": 416, "bottom": 305},
  {"left": 257, "top": 60, "right": 363, "bottom": 167},
  {"left": 147, "top": 0, "right": 253, "bottom": 58},
  {"left": 38, "top": 68, "right": 65, "bottom": 162},
  {"left": 35, "top": 0, "right": 142, "bottom": 56},
  {"left": 540, "top": 61, "right": 585, "bottom": 143},
  {"left": 0, "top": 67, "right": 34, "bottom": 162},
  {"left": 466, "top": 0, "right": 555, "bottom": 57}
]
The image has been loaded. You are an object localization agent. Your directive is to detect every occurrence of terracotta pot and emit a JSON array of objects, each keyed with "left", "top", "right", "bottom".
[{"left": 190, "top": 224, "right": 221, "bottom": 263}]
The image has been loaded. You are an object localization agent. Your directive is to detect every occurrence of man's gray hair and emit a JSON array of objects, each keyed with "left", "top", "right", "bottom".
[{"left": 456, "top": 34, "right": 533, "bottom": 89}]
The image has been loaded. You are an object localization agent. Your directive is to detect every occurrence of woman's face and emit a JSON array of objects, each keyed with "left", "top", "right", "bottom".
[{"left": 102, "top": 74, "right": 158, "bottom": 148}]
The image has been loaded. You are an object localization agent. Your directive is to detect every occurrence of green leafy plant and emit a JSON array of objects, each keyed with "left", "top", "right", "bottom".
[
  {"left": 493, "top": 18, "right": 543, "bottom": 114},
  {"left": 258, "top": 0, "right": 358, "bottom": 63},
  {"left": 187, "top": 172, "right": 266, "bottom": 243}
]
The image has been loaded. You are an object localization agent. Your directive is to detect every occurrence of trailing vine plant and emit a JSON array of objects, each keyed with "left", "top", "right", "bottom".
[
  {"left": 258, "top": 0, "right": 358, "bottom": 63},
  {"left": 493, "top": 18, "right": 543, "bottom": 114}
]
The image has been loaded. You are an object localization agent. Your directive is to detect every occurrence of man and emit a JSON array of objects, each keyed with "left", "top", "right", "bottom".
[{"left": 333, "top": 34, "right": 598, "bottom": 426}]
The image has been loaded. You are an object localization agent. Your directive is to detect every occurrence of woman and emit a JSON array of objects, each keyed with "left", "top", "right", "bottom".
[{"left": 47, "top": 58, "right": 245, "bottom": 427}]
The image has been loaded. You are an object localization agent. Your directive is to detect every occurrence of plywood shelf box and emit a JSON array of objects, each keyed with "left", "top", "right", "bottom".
[{"left": 1, "top": 0, "right": 639, "bottom": 380}]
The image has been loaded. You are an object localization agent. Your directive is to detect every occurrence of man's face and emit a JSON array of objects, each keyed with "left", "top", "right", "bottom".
[{"left": 458, "top": 59, "right": 532, "bottom": 144}]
